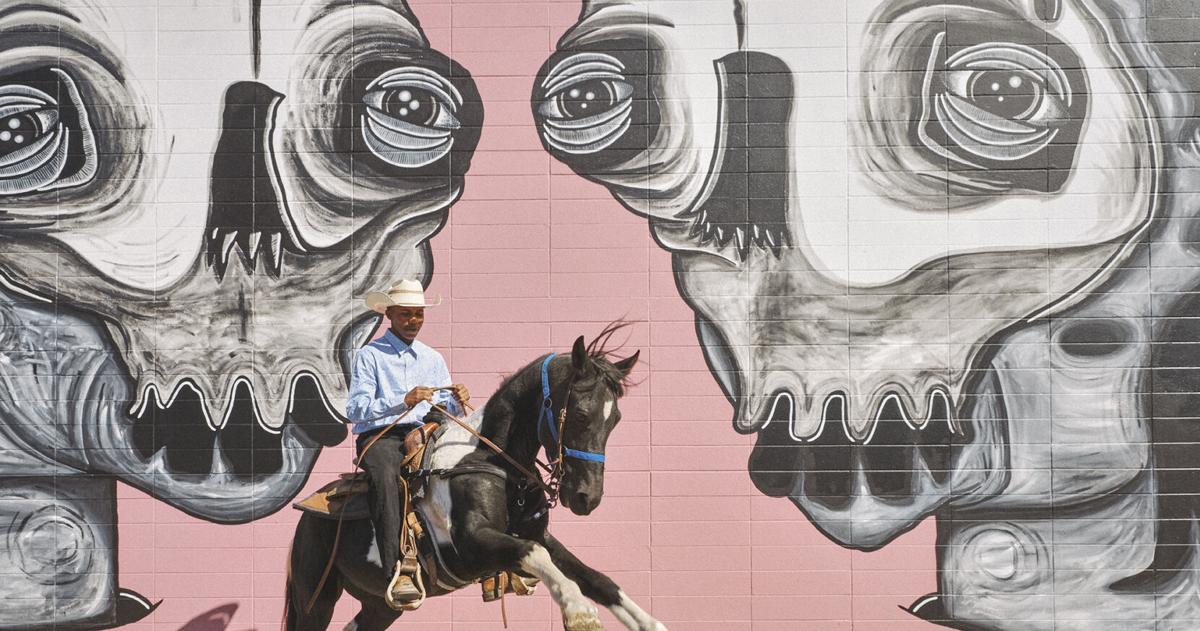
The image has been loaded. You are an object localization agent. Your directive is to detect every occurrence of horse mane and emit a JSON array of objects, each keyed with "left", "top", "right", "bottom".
[
  {"left": 488, "top": 320, "right": 638, "bottom": 400},
  {"left": 585, "top": 320, "right": 637, "bottom": 396}
]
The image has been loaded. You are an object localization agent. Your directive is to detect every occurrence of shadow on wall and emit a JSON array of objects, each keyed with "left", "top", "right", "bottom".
[{"left": 177, "top": 603, "right": 251, "bottom": 631}]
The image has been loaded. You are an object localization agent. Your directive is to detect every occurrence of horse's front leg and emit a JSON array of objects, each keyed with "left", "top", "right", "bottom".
[
  {"left": 460, "top": 526, "right": 605, "bottom": 630},
  {"left": 541, "top": 533, "right": 668, "bottom": 631}
]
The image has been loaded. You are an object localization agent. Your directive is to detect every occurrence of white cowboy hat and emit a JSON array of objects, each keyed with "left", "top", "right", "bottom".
[{"left": 364, "top": 279, "right": 441, "bottom": 313}]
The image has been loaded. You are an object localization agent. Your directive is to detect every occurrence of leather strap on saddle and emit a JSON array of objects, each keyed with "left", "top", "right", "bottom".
[
  {"left": 386, "top": 474, "right": 428, "bottom": 611},
  {"left": 481, "top": 571, "right": 540, "bottom": 602}
]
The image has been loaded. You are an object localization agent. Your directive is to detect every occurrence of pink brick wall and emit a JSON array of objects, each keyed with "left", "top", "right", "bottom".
[
  {"left": 109, "top": 2, "right": 941, "bottom": 628},
  {"left": 4, "top": 0, "right": 1193, "bottom": 629}
]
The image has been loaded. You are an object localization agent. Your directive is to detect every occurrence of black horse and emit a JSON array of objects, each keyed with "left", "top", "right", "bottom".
[{"left": 285, "top": 329, "right": 667, "bottom": 631}]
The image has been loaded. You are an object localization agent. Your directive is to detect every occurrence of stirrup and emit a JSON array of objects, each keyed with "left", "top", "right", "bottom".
[{"left": 385, "top": 560, "right": 426, "bottom": 611}]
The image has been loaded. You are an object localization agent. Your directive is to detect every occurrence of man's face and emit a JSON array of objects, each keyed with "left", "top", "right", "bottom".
[{"left": 387, "top": 306, "right": 425, "bottom": 344}]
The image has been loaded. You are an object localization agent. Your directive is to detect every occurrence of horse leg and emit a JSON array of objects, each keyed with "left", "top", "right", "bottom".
[
  {"left": 286, "top": 569, "right": 341, "bottom": 631},
  {"left": 286, "top": 516, "right": 344, "bottom": 631},
  {"left": 344, "top": 600, "right": 401, "bottom": 631},
  {"left": 543, "top": 534, "right": 668, "bottom": 631},
  {"left": 461, "top": 526, "right": 604, "bottom": 630}
]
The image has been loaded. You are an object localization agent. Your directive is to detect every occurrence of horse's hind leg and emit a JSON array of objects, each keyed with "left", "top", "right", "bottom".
[
  {"left": 286, "top": 515, "right": 344, "bottom": 631},
  {"left": 346, "top": 601, "right": 400, "bottom": 631},
  {"left": 286, "top": 572, "right": 341, "bottom": 631}
]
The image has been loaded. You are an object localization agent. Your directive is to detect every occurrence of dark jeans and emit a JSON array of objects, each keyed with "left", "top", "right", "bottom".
[{"left": 355, "top": 424, "right": 419, "bottom": 573}]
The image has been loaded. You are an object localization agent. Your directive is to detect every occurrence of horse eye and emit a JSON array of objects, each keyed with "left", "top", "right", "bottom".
[
  {"left": 360, "top": 66, "right": 462, "bottom": 169},
  {"left": 535, "top": 52, "right": 634, "bottom": 155},
  {"left": 0, "top": 68, "right": 97, "bottom": 196},
  {"left": 916, "top": 33, "right": 1085, "bottom": 192}
]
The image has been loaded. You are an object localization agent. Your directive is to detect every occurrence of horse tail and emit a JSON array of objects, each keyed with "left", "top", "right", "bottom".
[{"left": 281, "top": 540, "right": 294, "bottom": 631}]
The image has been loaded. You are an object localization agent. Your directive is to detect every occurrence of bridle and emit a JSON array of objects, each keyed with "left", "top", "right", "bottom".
[
  {"left": 534, "top": 353, "right": 605, "bottom": 505},
  {"left": 538, "top": 353, "right": 606, "bottom": 465}
]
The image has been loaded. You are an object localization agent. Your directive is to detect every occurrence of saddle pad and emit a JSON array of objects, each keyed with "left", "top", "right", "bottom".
[{"left": 293, "top": 473, "right": 371, "bottom": 520}]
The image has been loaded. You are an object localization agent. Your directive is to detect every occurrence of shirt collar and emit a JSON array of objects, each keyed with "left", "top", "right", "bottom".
[{"left": 382, "top": 330, "right": 418, "bottom": 356}]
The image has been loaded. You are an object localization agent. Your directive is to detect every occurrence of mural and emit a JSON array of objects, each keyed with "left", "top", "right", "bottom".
[
  {"left": 0, "top": 0, "right": 479, "bottom": 627},
  {"left": 534, "top": 0, "right": 1200, "bottom": 629}
]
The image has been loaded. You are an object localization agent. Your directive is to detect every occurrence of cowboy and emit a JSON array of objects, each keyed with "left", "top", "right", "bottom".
[{"left": 346, "top": 279, "right": 470, "bottom": 609}]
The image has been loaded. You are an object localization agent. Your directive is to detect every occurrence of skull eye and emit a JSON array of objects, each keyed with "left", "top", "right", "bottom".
[
  {"left": 0, "top": 68, "right": 97, "bottom": 196},
  {"left": 917, "top": 33, "right": 1086, "bottom": 193},
  {"left": 359, "top": 66, "right": 462, "bottom": 169},
  {"left": 535, "top": 52, "right": 634, "bottom": 155}
]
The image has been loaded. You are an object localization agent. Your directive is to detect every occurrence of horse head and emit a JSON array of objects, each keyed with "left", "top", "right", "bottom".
[{"left": 546, "top": 326, "right": 639, "bottom": 516}]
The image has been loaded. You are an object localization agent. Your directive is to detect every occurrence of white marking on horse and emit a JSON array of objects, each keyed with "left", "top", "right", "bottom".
[
  {"left": 342, "top": 621, "right": 359, "bottom": 631},
  {"left": 420, "top": 407, "right": 485, "bottom": 545},
  {"left": 519, "top": 544, "right": 601, "bottom": 627},
  {"left": 610, "top": 590, "right": 669, "bottom": 630},
  {"left": 602, "top": 396, "right": 615, "bottom": 422}
]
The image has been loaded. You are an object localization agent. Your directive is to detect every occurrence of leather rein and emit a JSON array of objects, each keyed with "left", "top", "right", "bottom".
[{"left": 424, "top": 352, "right": 603, "bottom": 505}]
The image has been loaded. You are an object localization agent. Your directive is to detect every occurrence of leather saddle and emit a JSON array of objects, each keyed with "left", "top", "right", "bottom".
[
  {"left": 293, "top": 421, "right": 442, "bottom": 521},
  {"left": 291, "top": 421, "right": 539, "bottom": 602}
]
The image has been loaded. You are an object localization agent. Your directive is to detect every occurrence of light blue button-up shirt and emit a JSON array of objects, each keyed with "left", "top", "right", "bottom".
[{"left": 345, "top": 330, "right": 463, "bottom": 434}]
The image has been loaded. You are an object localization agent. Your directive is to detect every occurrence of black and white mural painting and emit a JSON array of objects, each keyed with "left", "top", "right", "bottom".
[
  {"left": 0, "top": 0, "right": 479, "bottom": 627},
  {"left": 534, "top": 1, "right": 1200, "bottom": 629}
]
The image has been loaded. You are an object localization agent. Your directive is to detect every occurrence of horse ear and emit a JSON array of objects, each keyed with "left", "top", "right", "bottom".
[
  {"left": 571, "top": 335, "right": 588, "bottom": 371},
  {"left": 614, "top": 350, "right": 640, "bottom": 376}
]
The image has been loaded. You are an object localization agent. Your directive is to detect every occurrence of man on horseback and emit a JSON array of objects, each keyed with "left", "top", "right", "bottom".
[{"left": 347, "top": 279, "right": 470, "bottom": 610}]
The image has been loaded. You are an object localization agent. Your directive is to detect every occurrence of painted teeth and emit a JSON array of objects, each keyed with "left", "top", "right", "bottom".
[
  {"left": 206, "top": 227, "right": 286, "bottom": 279},
  {"left": 778, "top": 389, "right": 957, "bottom": 444}
]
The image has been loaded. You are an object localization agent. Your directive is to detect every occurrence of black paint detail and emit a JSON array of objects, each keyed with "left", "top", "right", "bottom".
[
  {"left": 1057, "top": 318, "right": 1133, "bottom": 358},
  {"left": 1035, "top": 0, "right": 1063, "bottom": 23},
  {"left": 1116, "top": 294, "right": 1200, "bottom": 590},
  {"left": 341, "top": 56, "right": 483, "bottom": 180},
  {"left": 291, "top": 373, "right": 348, "bottom": 447},
  {"left": 863, "top": 398, "right": 920, "bottom": 497},
  {"left": 130, "top": 375, "right": 344, "bottom": 481},
  {"left": 206, "top": 81, "right": 291, "bottom": 280},
  {"left": 250, "top": 0, "right": 262, "bottom": 77},
  {"left": 216, "top": 380, "right": 282, "bottom": 480},
  {"left": 747, "top": 395, "right": 805, "bottom": 497},
  {"left": 920, "top": 396, "right": 955, "bottom": 485},
  {"left": 917, "top": 24, "right": 1087, "bottom": 195},
  {"left": 905, "top": 593, "right": 990, "bottom": 630},
  {"left": 733, "top": 0, "right": 746, "bottom": 50},
  {"left": 112, "top": 589, "right": 162, "bottom": 629},
  {"left": 677, "top": 51, "right": 792, "bottom": 259},
  {"left": 0, "top": 68, "right": 89, "bottom": 186},
  {"left": 133, "top": 383, "right": 215, "bottom": 475},
  {"left": 532, "top": 38, "right": 660, "bottom": 175},
  {"left": 747, "top": 391, "right": 967, "bottom": 510},
  {"left": 803, "top": 395, "right": 853, "bottom": 507}
]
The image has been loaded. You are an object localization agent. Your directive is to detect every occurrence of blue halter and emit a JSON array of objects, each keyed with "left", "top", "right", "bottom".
[{"left": 539, "top": 353, "right": 606, "bottom": 463}]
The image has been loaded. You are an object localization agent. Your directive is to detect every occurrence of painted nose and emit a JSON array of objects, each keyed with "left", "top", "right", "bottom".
[{"left": 206, "top": 80, "right": 291, "bottom": 279}]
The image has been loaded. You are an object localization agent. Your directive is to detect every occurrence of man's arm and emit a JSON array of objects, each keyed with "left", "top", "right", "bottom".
[
  {"left": 345, "top": 350, "right": 410, "bottom": 423},
  {"left": 430, "top": 353, "right": 465, "bottom": 417}
]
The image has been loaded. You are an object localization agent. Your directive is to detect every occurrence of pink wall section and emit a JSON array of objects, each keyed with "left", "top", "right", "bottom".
[{"left": 111, "top": 1, "right": 941, "bottom": 628}]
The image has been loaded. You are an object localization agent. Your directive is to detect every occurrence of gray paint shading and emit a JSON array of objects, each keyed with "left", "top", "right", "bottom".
[
  {"left": 535, "top": 0, "right": 1200, "bottom": 628},
  {"left": 0, "top": 0, "right": 480, "bottom": 627}
]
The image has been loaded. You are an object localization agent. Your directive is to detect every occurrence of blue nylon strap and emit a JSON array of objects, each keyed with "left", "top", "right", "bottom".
[
  {"left": 539, "top": 353, "right": 606, "bottom": 463},
  {"left": 563, "top": 447, "right": 606, "bottom": 462},
  {"left": 540, "top": 354, "right": 559, "bottom": 443}
]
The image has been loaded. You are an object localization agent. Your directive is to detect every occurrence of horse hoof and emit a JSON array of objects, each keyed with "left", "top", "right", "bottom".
[{"left": 564, "top": 610, "right": 605, "bottom": 631}]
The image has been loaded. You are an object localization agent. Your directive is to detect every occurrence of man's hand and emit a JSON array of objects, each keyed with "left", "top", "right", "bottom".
[
  {"left": 450, "top": 383, "right": 470, "bottom": 405},
  {"left": 404, "top": 386, "right": 436, "bottom": 408}
]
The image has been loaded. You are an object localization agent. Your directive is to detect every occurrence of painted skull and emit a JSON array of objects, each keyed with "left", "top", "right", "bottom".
[
  {"left": 537, "top": 0, "right": 1200, "bottom": 627},
  {"left": 0, "top": 0, "right": 481, "bottom": 521}
]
